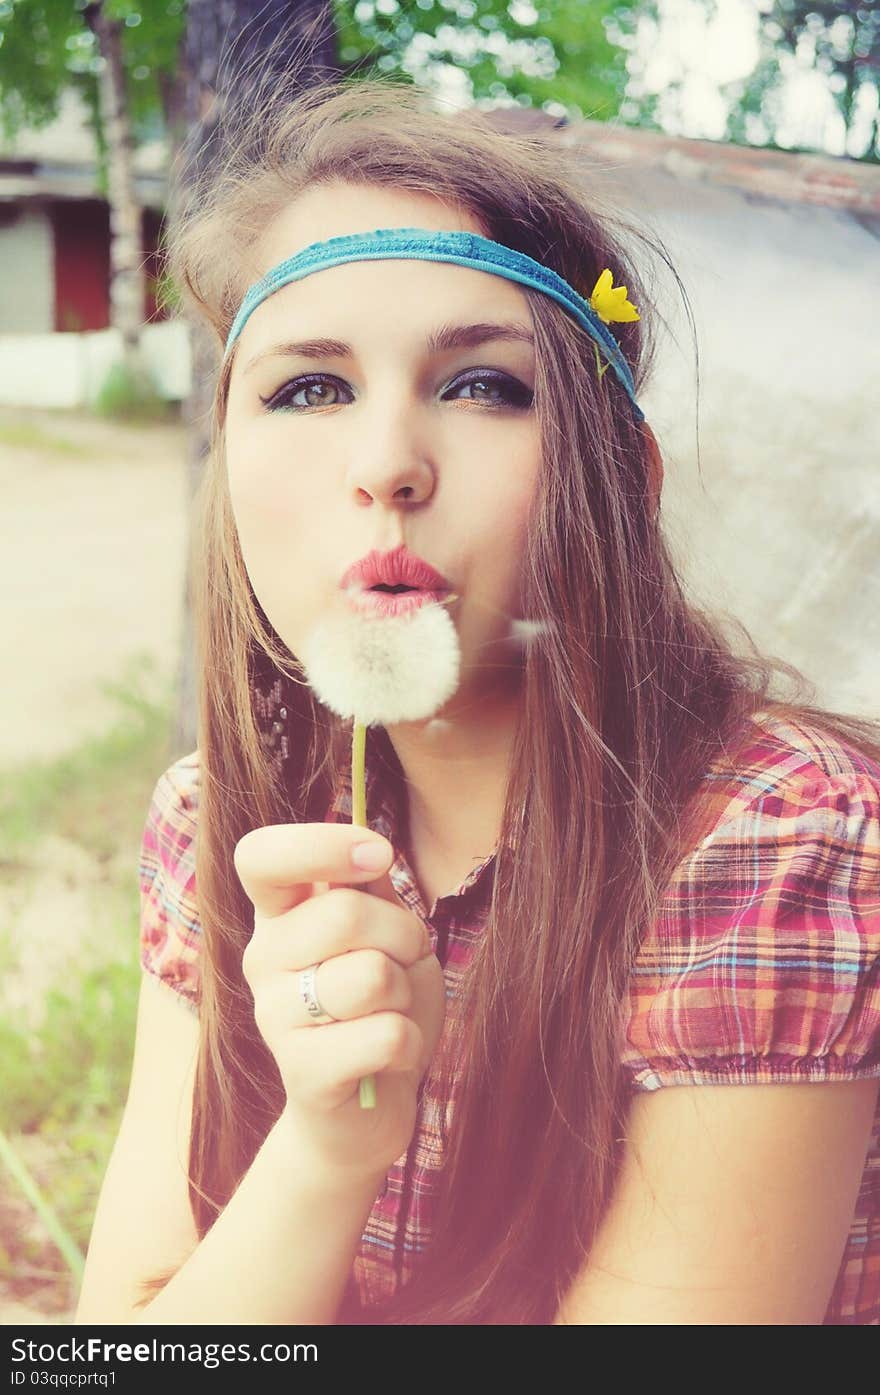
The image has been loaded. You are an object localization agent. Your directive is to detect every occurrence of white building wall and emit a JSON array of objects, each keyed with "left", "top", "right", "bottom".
[
  {"left": 0, "top": 205, "right": 54, "bottom": 332},
  {"left": 0, "top": 320, "right": 191, "bottom": 407}
]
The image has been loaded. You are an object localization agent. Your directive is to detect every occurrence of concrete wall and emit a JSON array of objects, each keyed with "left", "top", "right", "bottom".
[
  {"left": 0, "top": 206, "right": 54, "bottom": 332},
  {"left": 594, "top": 164, "right": 879, "bottom": 720}
]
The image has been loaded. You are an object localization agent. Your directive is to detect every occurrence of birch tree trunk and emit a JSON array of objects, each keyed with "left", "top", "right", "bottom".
[
  {"left": 83, "top": 2, "right": 145, "bottom": 369},
  {"left": 171, "top": 1, "right": 341, "bottom": 754}
]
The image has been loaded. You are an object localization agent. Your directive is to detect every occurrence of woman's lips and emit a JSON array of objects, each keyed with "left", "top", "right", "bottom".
[
  {"left": 342, "top": 586, "right": 452, "bottom": 618},
  {"left": 340, "top": 544, "right": 452, "bottom": 592}
]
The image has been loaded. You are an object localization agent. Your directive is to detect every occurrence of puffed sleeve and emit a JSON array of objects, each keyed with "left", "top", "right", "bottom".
[
  {"left": 138, "top": 750, "right": 201, "bottom": 1016},
  {"left": 621, "top": 767, "right": 880, "bottom": 1090}
]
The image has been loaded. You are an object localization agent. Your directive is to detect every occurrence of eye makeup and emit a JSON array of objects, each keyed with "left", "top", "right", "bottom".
[{"left": 258, "top": 369, "right": 534, "bottom": 414}]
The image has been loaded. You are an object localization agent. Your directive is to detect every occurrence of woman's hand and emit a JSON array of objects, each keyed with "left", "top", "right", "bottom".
[{"left": 234, "top": 822, "right": 446, "bottom": 1181}]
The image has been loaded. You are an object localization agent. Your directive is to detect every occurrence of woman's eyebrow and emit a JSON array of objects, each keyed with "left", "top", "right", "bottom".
[{"left": 242, "top": 321, "right": 535, "bottom": 375}]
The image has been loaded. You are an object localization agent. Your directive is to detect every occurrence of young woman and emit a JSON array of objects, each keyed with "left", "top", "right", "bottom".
[{"left": 75, "top": 77, "right": 880, "bottom": 1326}]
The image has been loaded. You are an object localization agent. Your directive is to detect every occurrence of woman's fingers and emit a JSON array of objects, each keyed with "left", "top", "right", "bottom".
[
  {"left": 253, "top": 945, "right": 415, "bottom": 1032},
  {"left": 243, "top": 884, "right": 429, "bottom": 977},
  {"left": 277, "top": 1013, "right": 426, "bottom": 1113},
  {"left": 233, "top": 821, "right": 396, "bottom": 919},
  {"left": 232, "top": 820, "right": 445, "bottom": 1174},
  {"left": 236, "top": 822, "right": 429, "bottom": 1031}
]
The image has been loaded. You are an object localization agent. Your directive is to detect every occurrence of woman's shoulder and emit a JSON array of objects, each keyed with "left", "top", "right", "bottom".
[
  {"left": 148, "top": 748, "right": 201, "bottom": 824},
  {"left": 622, "top": 708, "right": 880, "bottom": 1091},
  {"left": 138, "top": 749, "right": 201, "bottom": 1015},
  {"left": 702, "top": 706, "right": 880, "bottom": 818},
  {"left": 140, "top": 748, "right": 200, "bottom": 916},
  {"left": 678, "top": 707, "right": 880, "bottom": 869}
]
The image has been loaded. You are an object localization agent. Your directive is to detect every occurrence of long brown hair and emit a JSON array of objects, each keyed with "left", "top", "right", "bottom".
[{"left": 138, "top": 75, "right": 880, "bottom": 1323}]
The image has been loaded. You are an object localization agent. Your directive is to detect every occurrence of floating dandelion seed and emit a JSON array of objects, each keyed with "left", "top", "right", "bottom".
[{"left": 509, "top": 618, "right": 554, "bottom": 646}]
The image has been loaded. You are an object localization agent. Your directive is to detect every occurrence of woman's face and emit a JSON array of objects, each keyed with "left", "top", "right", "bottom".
[{"left": 224, "top": 182, "right": 541, "bottom": 718}]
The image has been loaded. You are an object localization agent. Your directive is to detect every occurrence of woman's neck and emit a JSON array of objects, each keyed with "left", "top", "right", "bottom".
[{"left": 386, "top": 677, "right": 521, "bottom": 879}]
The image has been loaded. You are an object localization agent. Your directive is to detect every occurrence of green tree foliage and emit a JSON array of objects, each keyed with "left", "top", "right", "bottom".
[
  {"left": 0, "top": 0, "right": 636, "bottom": 146},
  {"left": 0, "top": 0, "right": 185, "bottom": 139},
  {"left": 332, "top": 0, "right": 633, "bottom": 117},
  {"left": 724, "top": 0, "right": 879, "bottom": 160}
]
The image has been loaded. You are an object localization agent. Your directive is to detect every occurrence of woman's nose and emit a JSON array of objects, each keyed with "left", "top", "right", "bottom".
[
  {"left": 347, "top": 404, "right": 436, "bottom": 505},
  {"left": 352, "top": 464, "right": 432, "bottom": 504}
]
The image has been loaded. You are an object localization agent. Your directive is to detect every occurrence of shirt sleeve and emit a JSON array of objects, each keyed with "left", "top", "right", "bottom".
[
  {"left": 621, "top": 768, "right": 880, "bottom": 1091},
  {"left": 138, "top": 751, "right": 201, "bottom": 1016}
]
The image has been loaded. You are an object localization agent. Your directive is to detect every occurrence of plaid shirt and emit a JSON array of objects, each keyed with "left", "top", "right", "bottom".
[{"left": 139, "top": 710, "right": 880, "bottom": 1324}]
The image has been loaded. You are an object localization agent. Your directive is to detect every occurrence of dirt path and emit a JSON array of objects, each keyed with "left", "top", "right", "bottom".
[{"left": 2, "top": 406, "right": 188, "bottom": 768}]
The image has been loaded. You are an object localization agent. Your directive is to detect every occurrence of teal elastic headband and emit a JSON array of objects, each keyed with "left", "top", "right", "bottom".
[{"left": 224, "top": 227, "right": 645, "bottom": 423}]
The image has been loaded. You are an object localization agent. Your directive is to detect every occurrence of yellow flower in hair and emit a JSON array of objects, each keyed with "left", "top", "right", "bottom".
[{"left": 589, "top": 269, "right": 640, "bottom": 324}]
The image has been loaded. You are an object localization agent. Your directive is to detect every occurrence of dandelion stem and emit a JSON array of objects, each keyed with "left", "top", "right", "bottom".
[{"left": 352, "top": 720, "right": 377, "bottom": 1110}]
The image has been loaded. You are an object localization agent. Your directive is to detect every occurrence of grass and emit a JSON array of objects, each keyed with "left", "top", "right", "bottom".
[
  {"left": 0, "top": 657, "right": 181, "bottom": 1315},
  {"left": 0, "top": 420, "right": 89, "bottom": 457},
  {"left": 0, "top": 655, "right": 178, "bottom": 860},
  {"left": 91, "top": 361, "right": 176, "bottom": 424}
]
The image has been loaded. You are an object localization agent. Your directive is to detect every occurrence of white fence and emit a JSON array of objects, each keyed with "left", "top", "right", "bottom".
[{"left": 0, "top": 320, "right": 191, "bottom": 408}]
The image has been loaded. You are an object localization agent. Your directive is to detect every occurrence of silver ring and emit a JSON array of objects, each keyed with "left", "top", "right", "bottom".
[{"left": 298, "top": 962, "right": 337, "bottom": 1022}]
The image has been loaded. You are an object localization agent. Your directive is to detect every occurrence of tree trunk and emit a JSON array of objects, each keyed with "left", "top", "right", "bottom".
[
  {"left": 83, "top": 2, "right": 144, "bottom": 366},
  {"left": 171, "top": 1, "right": 341, "bottom": 756}
]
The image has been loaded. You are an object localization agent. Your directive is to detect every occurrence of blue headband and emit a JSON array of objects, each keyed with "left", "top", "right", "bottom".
[{"left": 225, "top": 227, "right": 644, "bottom": 423}]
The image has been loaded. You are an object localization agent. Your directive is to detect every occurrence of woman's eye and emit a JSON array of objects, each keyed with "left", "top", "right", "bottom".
[
  {"left": 260, "top": 376, "right": 351, "bottom": 411},
  {"left": 446, "top": 374, "right": 533, "bottom": 408},
  {"left": 259, "top": 370, "right": 532, "bottom": 413}
]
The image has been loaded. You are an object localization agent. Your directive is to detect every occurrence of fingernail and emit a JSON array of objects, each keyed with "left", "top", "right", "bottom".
[{"left": 351, "top": 840, "right": 391, "bottom": 870}]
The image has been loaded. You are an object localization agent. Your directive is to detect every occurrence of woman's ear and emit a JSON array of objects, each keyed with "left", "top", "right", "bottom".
[{"left": 641, "top": 422, "right": 663, "bottom": 516}]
